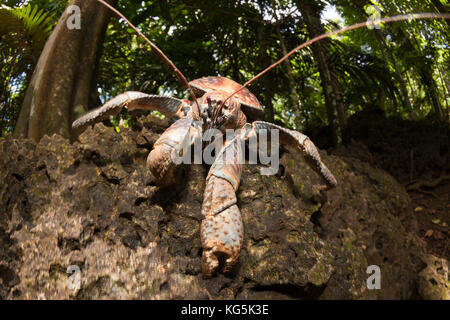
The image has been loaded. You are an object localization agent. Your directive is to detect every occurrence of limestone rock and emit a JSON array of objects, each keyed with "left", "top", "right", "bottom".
[{"left": 0, "top": 115, "right": 445, "bottom": 299}]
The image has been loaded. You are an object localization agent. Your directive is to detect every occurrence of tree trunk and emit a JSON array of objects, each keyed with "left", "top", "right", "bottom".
[
  {"left": 406, "top": 35, "right": 445, "bottom": 121},
  {"left": 421, "top": 68, "right": 445, "bottom": 121},
  {"left": 257, "top": 25, "right": 275, "bottom": 123},
  {"left": 354, "top": 1, "right": 412, "bottom": 114},
  {"left": 438, "top": 69, "right": 449, "bottom": 122},
  {"left": 296, "top": 0, "right": 346, "bottom": 145},
  {"left": 276, "top": 25, "right": 303, "bottom": 130},
  {"left": 373, "top": 30, "right": 412, "bottom": 114},
  {"left": 14, "top": 0, "right": 115, "bottom": 141},
  {"left": 270, "top": 0, "right": 303, "bottom": 130}
]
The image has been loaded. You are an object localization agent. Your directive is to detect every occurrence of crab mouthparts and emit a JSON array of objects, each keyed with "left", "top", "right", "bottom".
[{"left": 203, "top": 113, "right": 227, "bottom": 132}]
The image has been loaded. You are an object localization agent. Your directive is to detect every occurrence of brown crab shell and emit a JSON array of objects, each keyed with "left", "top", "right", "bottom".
[{"left": 189, "top": 76, "right": 264, "bottom": 120}]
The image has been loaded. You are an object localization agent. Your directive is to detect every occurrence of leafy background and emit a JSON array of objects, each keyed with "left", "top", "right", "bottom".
[{"left": 0, "top": 0, "right": 449, "bottom": 135}]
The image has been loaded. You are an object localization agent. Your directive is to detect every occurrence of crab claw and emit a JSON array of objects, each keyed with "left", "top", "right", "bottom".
[
  {"left": 201, "top": 206, "right": 243, "bottom": 277},
  {"left": 200, "top": 136, "right": 244, "bottom": 277}
]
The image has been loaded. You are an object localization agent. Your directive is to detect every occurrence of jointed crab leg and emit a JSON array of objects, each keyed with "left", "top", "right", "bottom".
[
  {"left": 147, "top": 115, "right": 201, "bottom": 186},
  {"left": 72, "top": 91, "right": 189, "bottom": 137},
  {"left": 201, "top": 136, "right": 244, "bottom": 277},
  {"left": 249, "top": 121, "right": 337, "bottom": 188},
  {"left": 200, "top": 122, "right": 336, "bottom": 277}
]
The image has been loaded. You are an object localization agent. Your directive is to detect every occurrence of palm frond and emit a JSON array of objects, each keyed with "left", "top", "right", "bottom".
[{"left": 0, "top": 4, "right": 55, "bottom": 61}]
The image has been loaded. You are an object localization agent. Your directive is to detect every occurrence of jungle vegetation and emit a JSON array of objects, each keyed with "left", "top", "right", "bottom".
[{"left": 0, "top": 0, "right": 449, "bottom": 144}]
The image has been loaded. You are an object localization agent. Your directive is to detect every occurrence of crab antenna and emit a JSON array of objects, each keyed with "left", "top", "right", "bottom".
[
  {"left": 95, "top": 0, "right": 201, "bottom": 118},
  {"left": 215, "top": 12, "right": 450, "bottom": 122}
]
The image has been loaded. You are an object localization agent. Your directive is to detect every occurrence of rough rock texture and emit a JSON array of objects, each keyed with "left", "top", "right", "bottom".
[{"left": 0, "top": 115, "right": 447, "bottom": 299}]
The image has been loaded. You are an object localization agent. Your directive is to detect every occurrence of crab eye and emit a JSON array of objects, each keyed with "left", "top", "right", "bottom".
[{"left": 206, "top": 97, "right": 212, "bottom": 105}]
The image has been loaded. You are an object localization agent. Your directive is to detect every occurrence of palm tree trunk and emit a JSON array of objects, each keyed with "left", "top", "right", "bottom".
[
  {"left": 257, "top": 24, "right": 275, "bottom": 123},
  {"left": 421, "top": 69, "right": 444, "bottom": 121},
  {"left": 373, "top": 30, "right": 412, "bottom": 114},
  {"left": 296, "top": 0, "right": 346, "bottom": 145},
  {"left": 408, "top": 35, "right": 445, "bottom": 121},
  {"left": 270, "top": 0, "right": 303, "bottom": 130},
  {"left": 438, "top": 69, "right": 449, "bottom": 122}
]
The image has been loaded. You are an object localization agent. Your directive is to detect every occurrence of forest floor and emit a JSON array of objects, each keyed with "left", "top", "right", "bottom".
[
  {"left": 309, "top": 109, "right": 450, "bottom": 262},
  {"left": 411, "top": 183, "right": 449, "bottom": 261}
]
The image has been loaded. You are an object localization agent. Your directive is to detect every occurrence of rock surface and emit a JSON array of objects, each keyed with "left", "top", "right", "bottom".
[{"left": 0, "top": 115, "right": 447, "bottom": 299}]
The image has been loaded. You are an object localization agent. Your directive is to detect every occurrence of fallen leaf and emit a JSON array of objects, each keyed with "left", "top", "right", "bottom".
[
  {"left": 414, "top": 206, "right": 424, "bottom": 212},
  {"left": 424, "top": 230, "right": 434, "bottom": 238},
  {"left": 432, "top": 219, "right": 441, "bottom": 224}
]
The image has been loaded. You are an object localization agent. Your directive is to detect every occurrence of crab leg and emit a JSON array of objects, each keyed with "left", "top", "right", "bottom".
[
  {"left": 147, "top": 115, "right": 201, "bottom": 186},
  {"left": 72, "top": 91, "right": 190, "bottom": 137},
  {"left": 201, "top": 136, "right": 244, "bottom": 277},
  {"left": 248, "top": 121, "right": 337, "bottom": 188}
]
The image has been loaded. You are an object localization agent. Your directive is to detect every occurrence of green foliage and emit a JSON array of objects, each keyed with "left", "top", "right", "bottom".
[
  {"left": 331, "top": 0, "right": 449, "bottom": 120},
  {"left": 110, "top": 110, "right": 134, "bottom": 133},
  {"left": 0, "top": 1, "right": 59, "bottom": 135},
  {"left": 0, "top": 4, "right": 54, "bottom": 60},
  {"left": 1, "top": 0, "right": 449, "bottom": 136}
]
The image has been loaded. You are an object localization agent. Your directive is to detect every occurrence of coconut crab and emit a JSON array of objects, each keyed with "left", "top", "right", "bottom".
[
  {"left": 71, "top": 2, "right": 450, "bottom": 278},
  {"left": 72, "top": 76, "right": 337, "bottom": 277}
]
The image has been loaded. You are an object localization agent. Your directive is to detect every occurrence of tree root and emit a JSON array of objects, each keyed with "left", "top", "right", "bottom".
[{"left": 405, "top": 171, "right": 450, "bottom": 199}]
